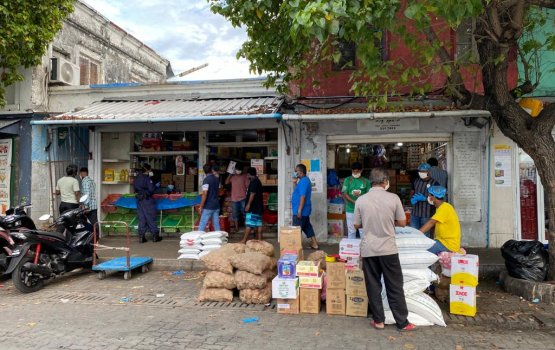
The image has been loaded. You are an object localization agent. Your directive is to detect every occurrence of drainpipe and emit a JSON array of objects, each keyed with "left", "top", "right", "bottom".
[{"left": 486, "top": 131, "right": 492, "bottom": 248}]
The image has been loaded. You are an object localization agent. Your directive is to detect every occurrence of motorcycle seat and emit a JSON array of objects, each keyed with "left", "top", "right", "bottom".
[{"left": 32, "top": 230, "right": 67, "bottom": 242}]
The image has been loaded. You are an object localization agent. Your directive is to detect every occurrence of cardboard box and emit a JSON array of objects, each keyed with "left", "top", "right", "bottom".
[
  {"left": 279, "top": 226, "right": 302, "bottom": 251},
  {"left": 251, "top": 159, "right": 264, "bottom": 175},
  {"left": 161, "top": 173, "right": 173, "bottom": 186},
  {"left": 299, "top": 274, "right": 323, "bottom": 289},
  {"left": 278, "top": 254, "right": 298, "bottom": 279},
  {"left": 327, "top": 262, "right": 346, "bottom": 289},
  {"left": 346, "top": 269, "right": 366, "bottom": 296},
  {"left": 280, "top": 247, "right": 303, "bottom": 261},
  {"left": 327, "top": 213, "right": 346, "bottom": 220},
  {"left": 339, "top": 239, "right": 361, "bottom": 257},
  {"left": 277, "top": 294, "right": 300, "bottom": 314},
  {"left": 173, "top": 175, "right": 185, "bottom": 191},
  {"left": 300, "top": 288, "right": 321, "bottom": 314},
  {"left": 296, "top": 260, "right": 320, "bottom": 277},
  {"left": 449, "top": 284, "right": 477, "bottom": 317},
  {"left": 343, "top": 255, "right": 361, "bottom": 269},
  {"left": 451, "top": 254, "right": 479, "bottom": 287},
  {"left": 327, "top": 203, "right": 344, "bottom": 214},
  {"left": 328, "top": 220, "right": 345, "bottom": 238},
  {"left": 326, "top": 288, "right": 346, "bottom": 315},
  {"left": 346, "top": 295, "right": 368, "bottom": 317},
  {"left": 272, "top": 277, "right": 299, "bottom": 299}
]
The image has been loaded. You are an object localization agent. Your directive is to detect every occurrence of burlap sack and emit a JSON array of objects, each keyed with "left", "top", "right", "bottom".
[
  {"left": 268, "top": 257, "right": 278, "bottom": 270},
  {"left": 225, "top": 243, "right": 246, "bottom": 254},
  {"left": 197, "top": 287, "right": 233, "bottom": 302},
  {"left": 239, "top": 284, "right": 272, "bottom": 304},
  {"left": 307, "top": 250, "right": 327, "bottom": 270},
  {"left": 261, "top": 268, "right": 276, "bottom": 281},
  {"left": 200, "top": 245, "right": 239, "bottom": 275},
  {"left": 245, "top": 240, "right": 275, "bottom": 257},
  {"left": 229, "top": 252, "right": 272, "bottom": 275},
  {"left": 235, "top": 270, "right": 267, "bottom": 290},
  {"left": 203, "top": 271, "right": 237, "bottom": 289}
]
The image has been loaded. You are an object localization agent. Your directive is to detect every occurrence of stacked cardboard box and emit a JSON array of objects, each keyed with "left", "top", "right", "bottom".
[
  {"left": 173, "top": 175, "right": 185, "bottom": 192},
  {"left": 273, "top": 227, "right": 303, "bottom": 314},
  {"left": 326, "top": 262, "right": 346, "bottom": 315},
  {"left": 449, "top": 254, "right": 479, "bottom": 317},
  {"left": 345, "top": 269, "right": 368, "bottom": 317},
  {"left": 297, "top": 260, "right": 323, "bottom": 314},
  {"left": 339, "top": 238, "right": 361, "bottom": 269},
  {"left": 185, "top": 175, "right": 195, "bottom": 192}
]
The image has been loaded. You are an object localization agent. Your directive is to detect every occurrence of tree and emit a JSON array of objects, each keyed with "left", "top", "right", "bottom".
[
  {"left": 209, "top": 0, "right": 555, "bottom": 279},
  {"left": 0, "top": 1, "right": 74, "bottom": 107}
]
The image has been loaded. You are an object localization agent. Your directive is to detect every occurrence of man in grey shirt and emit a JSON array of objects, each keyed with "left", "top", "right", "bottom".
[{"left": 354, "top": 168, "right": 415, "bottom": 332}]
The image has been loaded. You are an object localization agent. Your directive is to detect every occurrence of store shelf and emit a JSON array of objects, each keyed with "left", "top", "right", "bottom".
[
  {"left": 129, "top": 151, "right": 198, "bottom": 156},
  {"left": 102, "top": 181, "right": 130, "bottom": 185},
  {"left": 206, "top": 141, "right": 277, "bottom": 147},
  {"left": 102, "top": 159, "right": 129, "bottom": 163}
]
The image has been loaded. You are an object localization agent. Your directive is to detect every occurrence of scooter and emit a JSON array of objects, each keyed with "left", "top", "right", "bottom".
[
  {"left": 0, "top": 203, "right": 37, "bottom": 274},
  {"left": 7, "top": 196, "right": 95, "bottom": 293}
]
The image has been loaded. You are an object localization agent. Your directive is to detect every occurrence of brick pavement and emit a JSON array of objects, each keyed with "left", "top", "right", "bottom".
[{"left": 0, "top": 271, "right": 554, "bottom": 350}]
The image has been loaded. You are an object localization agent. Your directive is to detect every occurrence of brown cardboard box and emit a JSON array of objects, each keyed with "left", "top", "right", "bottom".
[
  {"left": 346, "top": 295, "right": 368, "bottom": 317},
  {"left": 173, "top": 175, "right": 185, "bottom": 192},
  {"left": 277, "top": 295, "right": 300, "bottom": 314},
  {"left": 161, "top": 173, "right": 173, "bottom": 186},
  {"left": 326, "top": 289, "right": 346, "bottom": 315},
  {"left": 300, "top": 288, "right": 321, "bottom": 314},
  {"left": 345, "top": 269, "right": 367, "bottom": 296},
  {"left": 326, "top": 262, "right": 346, "bottom": 289},
  {"left": 279, "top": 226, "right": 302, "bottom": 251}
]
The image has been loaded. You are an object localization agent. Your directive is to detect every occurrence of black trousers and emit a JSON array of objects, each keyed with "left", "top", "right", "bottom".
[
  {"left": 59, "top": 202, "right": 79, "bottom": 215},
  {"left": 362, "top": 254, "right": 409, "bottom": 329}
]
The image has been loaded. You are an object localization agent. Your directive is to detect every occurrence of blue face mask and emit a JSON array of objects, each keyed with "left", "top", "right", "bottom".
[{"left": 292, "top": 172, "right": 298, "bottom": 179}]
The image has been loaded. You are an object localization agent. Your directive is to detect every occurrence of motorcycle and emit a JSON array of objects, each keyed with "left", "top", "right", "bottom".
[
  {"left": 6, "top": 196, "right": 95, "bottom": 293},
  {"left": 0, "top": 203, "right": 37, "bottom": 274}
]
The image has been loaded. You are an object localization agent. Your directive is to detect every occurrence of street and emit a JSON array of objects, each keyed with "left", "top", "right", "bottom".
[{"left": 0, "top": 270, "right": 553, "bottom": 350}]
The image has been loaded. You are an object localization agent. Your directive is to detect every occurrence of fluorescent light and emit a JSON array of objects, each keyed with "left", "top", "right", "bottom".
[{"left": 396, "top": 142, "right": 403, "bottom": 146}]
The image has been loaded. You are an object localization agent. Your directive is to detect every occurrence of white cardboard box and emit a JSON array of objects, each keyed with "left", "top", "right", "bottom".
[
  {"left": 451, "top": 254, "right": 479, "bottom": 287},
  {"left": 296, "top": 260, "right": 321, "bottom": 277},
  {"left": 449, "top": 284, "right": 477, "bottom": 317},
  {"left": 340, "top": 239, "right": 361, "bottom": 257},
  {"left": 272, "top": 276, "right": 299, "bottom": 299},
  {"left": 327, "top": 203, "right": 344, "bottom": 214}
]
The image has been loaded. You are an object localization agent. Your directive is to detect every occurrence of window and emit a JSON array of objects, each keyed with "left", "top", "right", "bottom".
[
  {"left": 332, "top": 31, "right": 386, "bottom": 71},
  {"left": 79, "top": 56, "right": 100, "bottom": 85}
]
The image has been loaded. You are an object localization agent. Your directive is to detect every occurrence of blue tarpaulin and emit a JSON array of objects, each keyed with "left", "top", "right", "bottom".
[{"left": 114, "top": 196, "right": 201, "bottom": 210}]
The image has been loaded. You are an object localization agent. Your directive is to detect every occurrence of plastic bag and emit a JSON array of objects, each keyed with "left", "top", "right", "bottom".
[{"left": 501, "top": 240, "right": 549, "bottom": 282}]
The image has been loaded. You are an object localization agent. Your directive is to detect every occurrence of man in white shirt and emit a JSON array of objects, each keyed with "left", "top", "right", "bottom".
[{"left": 55, "top": 164, "right": 80, "bottom": 215}]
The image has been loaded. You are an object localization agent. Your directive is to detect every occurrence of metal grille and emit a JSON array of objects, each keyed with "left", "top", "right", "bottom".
[{"left": 49, "top": 293, "right": 107, "bottom": 303}]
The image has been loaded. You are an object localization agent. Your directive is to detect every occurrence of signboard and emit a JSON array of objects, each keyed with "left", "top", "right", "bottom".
[
  {"left": 452, "top": 132, "right": 481, "bottom": 222},
  {"left": 357, "top": 118, "right": 420, "bottom": 132},
  {"left": 0, "top": 139, "right": 12, "bottom": 214},
  {"left": 493, "top": 145, "right": 512, "bottom": 187}
]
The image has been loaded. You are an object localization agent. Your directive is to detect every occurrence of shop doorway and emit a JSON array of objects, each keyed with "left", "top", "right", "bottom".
[
  {"left": 326, "top": 136, "right": 450, "bottom": 242},
  {"left": 516, "top": 149, "right": 547, "bottom": 243}
]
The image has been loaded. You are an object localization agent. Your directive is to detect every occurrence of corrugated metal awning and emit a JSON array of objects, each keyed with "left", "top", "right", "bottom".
[{"left": 32, "top": 96, "right": 284, "bottom": 125}]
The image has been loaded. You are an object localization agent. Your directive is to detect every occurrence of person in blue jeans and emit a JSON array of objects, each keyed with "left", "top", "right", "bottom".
[
  {"left": 409, "top": 163, "right": 439, "bottom": 236},
  {"left": 198, "top": 164, "right": 221, "bottom": 232},
  {"left": 291, "top": 163, "right": 319, "bottom": 249}
]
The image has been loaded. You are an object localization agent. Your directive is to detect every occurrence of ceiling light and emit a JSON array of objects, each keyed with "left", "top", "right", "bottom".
[{"left": 396, "top": 142, "right": 403, "bottom": 146}]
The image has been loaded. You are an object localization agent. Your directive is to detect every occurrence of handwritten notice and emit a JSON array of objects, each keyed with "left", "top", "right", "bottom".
[
  {"left": 357, "top": 118, "right": 420, "bottom": 132},
  {"left": 452, "top": 132, "right": 481, "bottom": 222},
  {"left": 0, "top": 139, "right": 12, "bottom": 214}
]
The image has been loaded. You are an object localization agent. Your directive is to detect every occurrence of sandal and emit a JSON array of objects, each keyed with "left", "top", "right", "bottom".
[
  {"left": 397, "top": 323, "right": 416, "bottom": 332},
  {"left": 309, "top": 245, "right": 319, "bottom": 250},
  {"left": 370, "top": 320, "right": 385, "bottom": 330}
]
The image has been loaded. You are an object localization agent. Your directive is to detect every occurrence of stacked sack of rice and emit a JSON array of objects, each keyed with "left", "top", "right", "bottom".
[
  {"left": 381, "top": 226, "right": 445, "bottom": 327},
  {"left": 178, "top": 231, "right": 228, "bottom": 260},
  {"left": 197, "top": 240, "right": 277, "bottom": 304}
]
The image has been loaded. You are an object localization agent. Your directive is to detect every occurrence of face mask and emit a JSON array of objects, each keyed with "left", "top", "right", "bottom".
[
  {"left": 235, "top": 170, "right": 242, "bottom": 175},
  {"left": 418, "top": 172, "right": 428, "bottom": 179},
  {"left": 292, "top": 172, "right": 298, "bottom": 179},
  {"left": 427, "top": 197, "right": 434, "bottom": 205},
  {"left": 352, "top": 173, "right": 361, "bottom": 179},
  {"left": 384, "top": 181, "right": 390, "bottom": 191},
  {"left": 148, "top": 171, "right": 154, "bottom": 177}
]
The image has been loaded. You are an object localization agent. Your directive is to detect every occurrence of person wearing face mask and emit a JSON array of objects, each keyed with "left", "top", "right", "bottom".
[
  {"left": 134, "top": 162, "right": 162, "bottom": 243},
  {"left": 409, "top": 163, "right": 439, "bottom": 236},
  {"left": 291, "top": 163, "right": 319, "bottom": 249},
  {"left": 225, "top": 163, "right": 249, "bottom": 233},
  {"left": 241, "top": 167, "right": 264, "bottom": 243},
  {"left": 342, "top": 162, "right": 371, "bottom": 239},
  {"left": 353, "top": 168, "right": 415, "bottom": 332},
  {"left": 419, "top": 186, "right": 461, "bottom": 255},
  {"left": 79, "top": 167, "right": 98, "bottom": 231},
  {"left": 198, "top": 164, "right": 221, "bottom": 232}
]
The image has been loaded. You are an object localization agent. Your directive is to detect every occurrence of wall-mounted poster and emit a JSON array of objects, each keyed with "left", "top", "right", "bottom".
[{"left": 0, "top": 139, "right": 12, "bottom": 214}]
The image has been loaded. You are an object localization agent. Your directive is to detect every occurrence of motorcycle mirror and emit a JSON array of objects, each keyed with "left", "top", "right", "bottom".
[
  {"left": 79, "top": 194, "right": 89, "bottom": 203},
  {"left": 39, "top": 214, "right": 51, "bottom": 221}
]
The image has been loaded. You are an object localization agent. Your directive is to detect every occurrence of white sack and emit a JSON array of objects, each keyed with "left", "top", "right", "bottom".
[
  {"left": 202, "top": 244, "right": 223, "bottom": 251},
  {"left": 180, "top": 231, "right": 204, "bottom": 239},
  {"left": 178, "top": 248, "right": 201, "bottom": 254},
  {"left": 201, "top": 237, "right": 228, "bottom": 245},
  {"left": 178, "top": 253, "right": 200, "bottom": 260},
  {"left": 403, "top": 268, "right": 439, "bottom": 283},
  {"left": 395, "top": 227, "right": 435, "bottom": 250},
  {"left": 203, "top": 231, "right": 229, "bottom": 239},
  {"left": 399, "top": 251, "right": 439, "bottom": 269},
  {"left": 384, "top": 311, "right": 434, "bottom": 327}
]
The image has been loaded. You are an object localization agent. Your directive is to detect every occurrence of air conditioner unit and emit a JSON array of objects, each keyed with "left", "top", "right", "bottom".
[{"left": 50, "top": 57, "right": 80, "bottom": 86}]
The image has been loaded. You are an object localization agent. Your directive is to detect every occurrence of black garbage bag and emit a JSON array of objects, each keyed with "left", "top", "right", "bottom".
[{"left": 501, "top": 240, "right": 549, "bottom": 282}]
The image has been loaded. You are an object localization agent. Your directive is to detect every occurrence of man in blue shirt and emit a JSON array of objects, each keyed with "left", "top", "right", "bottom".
[
  {"left": 134, "top": 163, "right": 162, "bottom": 243},
  {"left": 291, "top": 164, "right": 319, "bottom": 249},
  {"left": 198, "top": 164, "right": 221, "bottom": 232}
]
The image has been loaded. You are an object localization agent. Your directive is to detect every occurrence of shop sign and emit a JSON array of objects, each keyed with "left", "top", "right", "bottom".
[
  {"left": 0, "top": 139, "right": 12, "bottom": 214},
  {"left": 357, "top": 118, "right": 419, "bottom": 132}
]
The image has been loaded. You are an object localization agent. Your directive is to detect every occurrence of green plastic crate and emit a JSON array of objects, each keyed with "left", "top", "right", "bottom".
[
  {"left": 115, "top": 207, "right": 131, "bottom": 214},
  {"left": 101, "top": 213, "right": 123, "bottom": 232},
  {"left": 184, "top": 192, "right": 198, "bottom": 200}
]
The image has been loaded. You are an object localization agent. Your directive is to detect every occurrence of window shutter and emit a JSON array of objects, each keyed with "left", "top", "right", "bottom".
[
  {"left": 79, "top": 57, "right": 89, "bottom": 85},
  {"left": 90, "top": 62, "right": 99, "bottom": 85}
]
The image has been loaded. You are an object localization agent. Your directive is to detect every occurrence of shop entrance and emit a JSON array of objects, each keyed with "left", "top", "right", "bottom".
[{"left": 326, "top": 135, "right": 450, "bottom": 242}]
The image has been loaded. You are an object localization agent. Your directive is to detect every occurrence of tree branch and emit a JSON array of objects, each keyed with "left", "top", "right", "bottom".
[{"left": 529, "top": 0, "right": 555, "bottom": 9}]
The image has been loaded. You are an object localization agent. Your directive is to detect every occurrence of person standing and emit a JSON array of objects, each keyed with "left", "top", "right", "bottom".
[
  {"left": 342, "top": 162, "right": 371, "bottom": 239},
  {"left": 55, "top": 164, "right": 80, "bottom": 215},
  {"left": 79, "top": 167, "right": 98, "bottom": 231},
  {"left": 291, "top": 164, "right": 319, "bottom": 249},
  {"left": 198, "top": 164, "right": 221, "bottom": 232},
  {"left": 410, "top": 163, "right": 439, "bottom": 236},
  {"left": 419, "top": 186, "right": 461, "bottom": 255},
  {"left": 427, "top": 157, "right": 448, "bottom": 188},
  {"left": 241, "top": 167, "right": 264, "bottom": 243},
  {"left": 134, "top": 163, "right": 162, "bottom": 243},
  {"left": 354, "top": 168, "right": 415, "bottom": 332},
  {"left": 225, "top": 164, "right": 249, "bottom": 233}
]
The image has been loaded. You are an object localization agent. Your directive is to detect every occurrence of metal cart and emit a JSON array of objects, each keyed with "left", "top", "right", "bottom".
[{"left": 92, "top": 221, "right": 153, "bottom": 280}]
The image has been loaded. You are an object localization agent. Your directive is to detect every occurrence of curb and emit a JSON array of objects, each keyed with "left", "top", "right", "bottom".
[{"left": 499, "top": 270, "right": 555, "bottom": 304}]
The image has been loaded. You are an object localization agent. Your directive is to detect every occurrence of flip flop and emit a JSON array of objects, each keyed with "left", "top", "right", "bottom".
[
  {"left": 370, "top": 320, "right": 385, "bottom": 330},
  {"left": 309, "top": 245, "right": 319, "bottom": 250}
]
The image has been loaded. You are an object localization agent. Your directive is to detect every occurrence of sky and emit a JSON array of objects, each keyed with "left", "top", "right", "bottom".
[{"left": 83, "top": 0, "right": 261, "bottom": 81}]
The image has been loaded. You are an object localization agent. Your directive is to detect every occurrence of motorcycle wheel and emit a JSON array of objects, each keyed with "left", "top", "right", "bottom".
[{"left": 12, "top": 256, "right": 44, "bottom": 293}]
